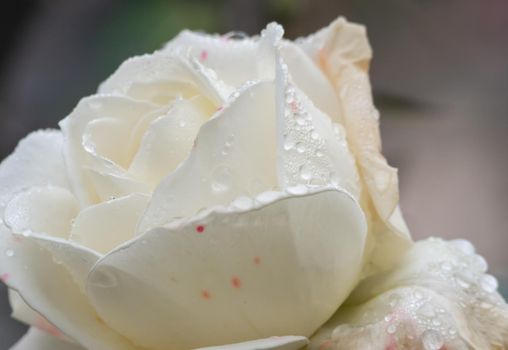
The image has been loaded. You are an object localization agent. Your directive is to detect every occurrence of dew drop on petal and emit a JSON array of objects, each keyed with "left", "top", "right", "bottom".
[
  {"left": 386, "top": 324, "right": 397, "bottom": 335},
  {"left": 5, "top": 249, "right": 14, "bottom": 258},
  {"left": 480, "top": 274, "right": 498, "bottom": 293},
  {"left": 421, "top": 329, "right": 444, "bottom": 350},
  {"left": 286, "top": 184, "right": 308, "bottom": 195},
  {"left": 299, "top": 164, "right": 313, "bottom": 181},
  {"left": 450, "top": 239, "right": 475, "bottom": 255},
  {"left": 295, "top": 142, "right": 306, "bottom": 153}
]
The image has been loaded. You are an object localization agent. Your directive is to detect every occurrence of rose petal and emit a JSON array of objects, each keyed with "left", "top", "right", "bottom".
[
  {"left": 128, "top": 96, "right": 212, "bottom": 186},
  {"left": 9, "top": 328, "right": 85, "bottom": 350},
  {"left": 59, "top": 95, "right": 157, "bottom": 205},
  {"left": 4, "top": 186, "right": 79, "bottom": 239},
  {"left": 69, "top": 193, "right": 150, "bottom": 254},
  {"left": 0, "top": 227, "right": 135, "bottom": 350},
  {"left": 138, "top": 80, "right": 278, "bottom": 233},
  {"left": 99, "top": 52, "right": 226, "bottom": 106},
  {"left": 194, "top": 335, "right": 309, "bottom": 350},
  {"left": 297, "top": 17, "right": 412, "bottom": 270},
  {"left": 163, "top": 30, "right": 259, "bottom": 88},
  {"left": 309, "top": 238, "right": 508, "bottom": 349},
  {"left": 0, "top": 130, "right": 71, "bottom": 209},
  {"left": 280, "top": 42, "right": 340, "bottom": 122},
  {"left": 86, "top": 169, "right": 151, "bottom": 203},
  {"left": 87, "top": 187, "right": 367, "bottom": 350}
]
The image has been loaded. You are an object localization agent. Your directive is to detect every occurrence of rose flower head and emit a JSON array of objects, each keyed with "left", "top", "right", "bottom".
[{"left": 1, "top": 17, "right": 507, "bottom": 350}]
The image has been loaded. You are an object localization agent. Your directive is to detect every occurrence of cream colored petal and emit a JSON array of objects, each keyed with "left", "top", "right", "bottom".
[
  {"left": 87, "top": 169, "right": 151, "bottom": 203},
  {"left": 194, "top": 336, "right": 308, "bottom": 350},
  {"left": 138, "top": 80, "right": 278, "bottom": 233},
  {"left": 87, "top": 187, "right": 367, "bottom": 350},
  {"left": 163, "top": 30, "right": 259, "bottom": 88},
  {"left": 0, "top": 226, "right": 136, "bottom": 350},
  {"left": 4, "top": 186, "right": 79, "bottom": 239},
  {"left": 98, "top": 52, "right": 226, "bottom": 105},
  {"left": 70, "top": 193, "right": 150, "bottom": 254},
  {"left": 10, "top": 328, "right": 85, "bottom": 350},
  {"left": 309, "top": 238, "right": 508, "bottom": 349},
  {"left": 59, "top": 94, "right": 157, "bottom": 205},
  {"left": 0, "top": 130, "right": 71, "bottom": 209},
  {"left": 296, "top": 17, "right": 412, "bottom": 272},
  {"left": 128, "top": 96, "right": 211, "bottom": 186},
  {"left": 9, "top": 290, "right": 74, "bottom": 341}
]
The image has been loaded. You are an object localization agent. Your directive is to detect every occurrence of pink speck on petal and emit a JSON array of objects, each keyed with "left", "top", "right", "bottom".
[
  {"left": 253, "top": 256, "right": 261, "bottom": 265},
  {"left": 319, "top": 340, "right": 333, "bottom": 350},
  {"left": 385, "top": 336, "right": 397, "bottom": 350},
  {"left": 217, "top": 106, "right": 223, "bottom": 112},
  {"left": 0, "top": 273, "right": 9, "bottom": 282},
  {"left": 200, "top": 50, "right": 208, "bottom": 61},
  {"left": 196, "top": 225, "right": 205, "bottom": 233},
  {"left": 290, "top": 100, "right": 298, "bottom": 112},
  {"left": 201, "top": 289, "right": 211, "bottom": 300},
  {"left": 231, "top": 276, "right": 241, "bottom": 288}
]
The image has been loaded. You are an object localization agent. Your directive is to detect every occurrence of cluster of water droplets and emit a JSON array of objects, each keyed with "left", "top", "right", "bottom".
[
  {"left": 321, "top": 238, "right": 505, "bottom": 350},
  {"left": 280, "top": 77, "right": 345, "bottom": 190}
]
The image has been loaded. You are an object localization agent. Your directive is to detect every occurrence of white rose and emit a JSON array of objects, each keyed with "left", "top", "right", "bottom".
[{"left": 0, "top": 17, "right": 506, "bottom": 350}]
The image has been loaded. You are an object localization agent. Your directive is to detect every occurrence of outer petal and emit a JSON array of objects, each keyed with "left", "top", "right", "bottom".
[
  {"left": 309, "top": 238, "right": 508, "bottom": 349},
  {"left": 10, "top": 328, "right": 85, "bottom": 350},
  {"left": 87, "top": 187, "right": 367, "bottom": 350},
  {"left": 297, "top": 17, "right": 412, "bottom": 270},
  {"left": 4, "top": 186, "right": 79, "bottom": 239},
  {"left": 0, "top": 130, "right": 70, "bottom": 207},
  {"left": 0, "top": 130, "right": 136, "bottom": 349},
  {"left": 194, "top": 336, "right": 309, "bottom": 350}
]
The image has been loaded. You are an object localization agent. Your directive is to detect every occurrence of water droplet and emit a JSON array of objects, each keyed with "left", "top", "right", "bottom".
[
  {"left": 295, "top": 142, "right": 306, "bottom": 153},
  {"left": 178, "top": 120, "right": 186, "bottom": 128},
  {"left": 256, "top": 191, "right": 280, "bottom": 204},
  {"left": 211, "top": 166, "right": 233, "bottom": 193},
  {"left": 386, "top": 324, "right": 397, "bottom": 334},
  {"left": 315, "top": 150, "right": 323, "bottom": 157},
  {"left": 472, "top": 254, "right": 488, "bottom": 272},
  {"left": 450, "top": 239, "right": 475, "bottom": 255},
  {"left": 299, "top": 164, "right": 313, "bottom": 181},
  {"left": 295, "top": 114, "right": 306, "bottom": 126},
  {"left": 232, "top": 196, "right": 254, "bottom": 211},
  {"left": 89, "top": 268, "right": 117, "bottom": 288},
  {"left": 311, "top": 130, "right": 319, "bottom": 140},
  {"left": 388, "top": 293, "right": 401, "bottom": 307},
  {"left": 5, "top": 249, "right": 14, "bottom": 257},
  {"left": 330, "top": 172, "right": 340, "bottom": 186},
  {"left": 414, "top": 290, "right": 424, "bottom": 300},
  {"left": 421, "top": 330, "right": 444, "bottom": 350},
  {"left": 448, "top": 328, "right": 457, "bottom": 336},
  {"left": 286, "top": 184, "right": 308, "bottom": 195},
  {"left": 225, "top": 135, "right": 235, "bottom": 147},
  {"left": 456, "top": 277, "right": 470, "bottom": 290},
  {"left": 441, "top": 261, "right": 453, "bottom": 272},
  {"left": 419, "top": 303, "right": 436, "bottom": 318},
  {"left": 480, "top": 274, "right": 498, "bottom": 293},
  {"left": 432, "top": 318, "right": 441, "bottom": 326},
  {"left": 283, "top": 135, "right": 296, "bottom": 151}
]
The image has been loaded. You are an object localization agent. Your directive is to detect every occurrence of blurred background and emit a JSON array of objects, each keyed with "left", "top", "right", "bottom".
[{"left": 0, "top": 0, "right": 507, "bottom": 347}]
